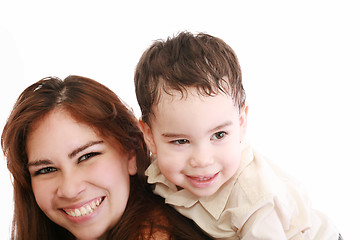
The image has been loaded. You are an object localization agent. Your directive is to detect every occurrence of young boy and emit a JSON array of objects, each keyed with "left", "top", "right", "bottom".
[{"left": 134, "top": 32, "right": 341, "bottom": 239}]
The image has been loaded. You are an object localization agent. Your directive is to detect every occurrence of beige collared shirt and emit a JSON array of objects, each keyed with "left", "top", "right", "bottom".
[{"left": 146, "top": 143, "right": 339, "bottom": 239}]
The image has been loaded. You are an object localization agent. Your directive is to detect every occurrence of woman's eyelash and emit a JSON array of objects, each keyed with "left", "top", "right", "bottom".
[
  {"left": 78, "top": 152, "right": 101, "bottom": 163},
  {"left": 32, "top": 152, "right": 101, "bottom": 176},
  {"left": 34, "top": 167, "right": 57, "bottom": 176}
]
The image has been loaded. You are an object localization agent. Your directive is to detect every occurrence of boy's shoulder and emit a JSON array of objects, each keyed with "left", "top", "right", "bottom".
[{"left": 231, "top": 145, "right": 303, "bottom": 210}]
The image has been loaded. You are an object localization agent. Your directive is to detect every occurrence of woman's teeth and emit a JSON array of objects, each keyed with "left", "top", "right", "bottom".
[{"left": 64, "top": 198, "right": 103, "bottom": 217}]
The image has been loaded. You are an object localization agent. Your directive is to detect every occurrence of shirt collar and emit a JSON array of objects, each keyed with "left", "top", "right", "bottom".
[{"left": 145, "top": 142, "right": 253, "bottom": 220}]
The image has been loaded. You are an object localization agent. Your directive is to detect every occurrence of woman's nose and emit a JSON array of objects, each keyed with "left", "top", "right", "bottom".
[{"left": 56, "top": 171, "right": 85, "bottom": 199}]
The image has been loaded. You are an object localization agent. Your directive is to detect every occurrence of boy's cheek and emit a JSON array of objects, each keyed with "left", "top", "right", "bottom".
[
  {"left": 157, "top": 150, "right": 175, "bottom": 163},
  {"left": 158, "top": 157, "right": 180, "bottom": 173}
]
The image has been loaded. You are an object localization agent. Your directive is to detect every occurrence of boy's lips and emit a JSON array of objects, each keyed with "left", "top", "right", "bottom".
[
  {"left": 186, "top": 172, "right": 219, "bottom": 188},
  {"left": 62, "top": 197, "right": 105, "bottom": 217}
]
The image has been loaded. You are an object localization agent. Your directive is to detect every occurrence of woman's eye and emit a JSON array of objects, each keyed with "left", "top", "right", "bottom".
[
  {"left": 78, "top": 152, "right": 100, "bottom": 163},
  {"left": 171, "top": 139, "right": 190, "bottom": 145},
  {"left": 211, "top": 131, "right": 227, "bottom": 140},
  {"left": 35, "top": 167, "right": 57, "bottom": 176}
]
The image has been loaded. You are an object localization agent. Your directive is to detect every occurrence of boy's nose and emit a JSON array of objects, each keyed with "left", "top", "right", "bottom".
[
  {"left": 56, "top": 172, "right": 85, "bottom": 199},
  {"left": 189, "top": 147, "right": 214, "bottom": 168}
]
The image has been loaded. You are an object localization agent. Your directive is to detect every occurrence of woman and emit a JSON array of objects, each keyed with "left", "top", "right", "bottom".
[{"left": 1, "top": 75, "right": 213, "bottom": 240}]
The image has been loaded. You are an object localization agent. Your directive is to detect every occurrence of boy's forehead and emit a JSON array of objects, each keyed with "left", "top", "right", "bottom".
[
  {"left": 157, "top": 76, "right": 232, "bottom": 99},
  {"left": 149, "top": 87, "right": 241, "bottom": 128},
  {"left": 148, "top": 76, "right": 240, "bottom": 121},
  {"left": 154, "top": 87, "right": 236, "bottom": 113},
  {"left": 155, "top": 80, "right": 236, "bottom": 107},
  {"left": 156, "top": 86, "right": 212, "bottom": 106}
]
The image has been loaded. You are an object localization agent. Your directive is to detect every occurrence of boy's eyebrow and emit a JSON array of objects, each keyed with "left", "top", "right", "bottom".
[
  {"left": 68, "top": 140, "right": 104, "bottom": 158},
  {"left": 161, "top": 121, "right": 233, "bottom": 138},
  {"left": 208, "top": 121, "right": 233, "bottom": 134}
]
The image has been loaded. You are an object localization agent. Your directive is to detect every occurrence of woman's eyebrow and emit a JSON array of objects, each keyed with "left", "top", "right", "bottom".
[
  {"left": 161, "top": 133, "right": 189, "bottom": 139},
  {"left": 68, "top": 140, "right": 104, "bottom": 158},
  {"left": 27, "top": 159, "right": 53, "bottom": 168},
  {"left": 27, "top": 141, "right": 104, "bottom": 169}
]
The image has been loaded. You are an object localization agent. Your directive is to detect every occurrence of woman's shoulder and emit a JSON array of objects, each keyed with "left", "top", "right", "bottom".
[
  {"left": 140, "top": 194, "right": 214, "bottom": 239},
  {"left": 140, "top": 206, "right": 171, "bottom": 240}
]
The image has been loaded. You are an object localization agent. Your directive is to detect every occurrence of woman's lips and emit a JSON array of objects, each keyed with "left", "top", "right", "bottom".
[{"left": 62, "top": 197, "right": 104, "bottom": 218}]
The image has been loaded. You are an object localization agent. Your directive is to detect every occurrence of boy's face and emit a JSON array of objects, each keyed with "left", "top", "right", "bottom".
[{"left": 142, "top": 88, "right": 248, "bottom": 198}]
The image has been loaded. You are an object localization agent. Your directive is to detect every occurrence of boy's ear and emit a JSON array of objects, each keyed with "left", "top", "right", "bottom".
[
  {"left": 139, "top": 118, "right": 157, "bottom": 154},
  {"left": 239, "top": 103, "right": 249, "bottom": 139}
]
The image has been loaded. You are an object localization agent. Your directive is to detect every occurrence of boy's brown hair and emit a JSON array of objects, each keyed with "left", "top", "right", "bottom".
[{"left": 134, "top": 31, "right": 246, "bottom": 124}]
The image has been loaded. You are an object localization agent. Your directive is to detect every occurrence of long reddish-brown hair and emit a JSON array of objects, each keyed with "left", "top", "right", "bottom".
[
  {"left": 2, "top": 75, "right": 213, "bottom": 240},
  {"left": 1, "top": 75, "right": 149, "bottom": 239}
]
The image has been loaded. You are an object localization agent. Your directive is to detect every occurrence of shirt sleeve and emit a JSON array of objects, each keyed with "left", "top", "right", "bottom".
[
  {"left": 233, "top": 199, "right": 310, "bottom": 240},
  {"left": 230, "top": 152, "right": 313, "bottom": 240}
]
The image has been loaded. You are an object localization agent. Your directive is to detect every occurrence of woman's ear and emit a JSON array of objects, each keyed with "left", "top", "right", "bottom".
[
  {"left": 139, "top": 118, "right": 157, "bottom": 154},
  {"left": 127, "top": 152, "right": 137, "bottom": 175}
]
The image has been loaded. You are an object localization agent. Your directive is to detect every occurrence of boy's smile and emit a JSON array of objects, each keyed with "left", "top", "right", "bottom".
[{"left": 143, "top": 88, "right": 248, "bottom": 197}]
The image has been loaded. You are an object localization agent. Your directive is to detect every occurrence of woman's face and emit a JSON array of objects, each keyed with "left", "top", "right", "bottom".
[{"left": 26, "top": 109, "right": 137, "bottom": 239}]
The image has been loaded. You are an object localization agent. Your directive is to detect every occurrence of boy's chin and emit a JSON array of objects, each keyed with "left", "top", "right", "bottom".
[{"left": 187, "top": 186, "right": 220, "bottom": 198}]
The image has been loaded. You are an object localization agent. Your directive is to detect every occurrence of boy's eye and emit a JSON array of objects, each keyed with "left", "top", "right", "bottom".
[
  {"left": 78, "top": 152, "right": 101, "bottom": 163},
  {"left": 171, "top": 139, "right": 190, "bottom": 145},
  {"left": 35, "top": 167, "right": 57, "bottom": 176},
  {"left": 211, "top": 131, "right": 227, "bottom": 140}
]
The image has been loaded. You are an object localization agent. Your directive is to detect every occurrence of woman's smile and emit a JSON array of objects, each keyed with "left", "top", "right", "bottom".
[
  {"left": 27, "top": 110, "right": 137, "bottom": 239},
  {"left": 62, "top": 196, "right": 105, "bottom": 223}
]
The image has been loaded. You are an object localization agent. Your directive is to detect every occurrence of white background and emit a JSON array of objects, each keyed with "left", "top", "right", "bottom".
[{"left": 1, "top": 0, "right": 359, "bottom": 239}]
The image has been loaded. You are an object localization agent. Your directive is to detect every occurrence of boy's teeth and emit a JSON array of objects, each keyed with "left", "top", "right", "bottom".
[
  {"left": 192, "top": 176, "right": 212, "bottom": 181},
  {"left": 65, "top": 198, "right": 103, "bottom": 217}
]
